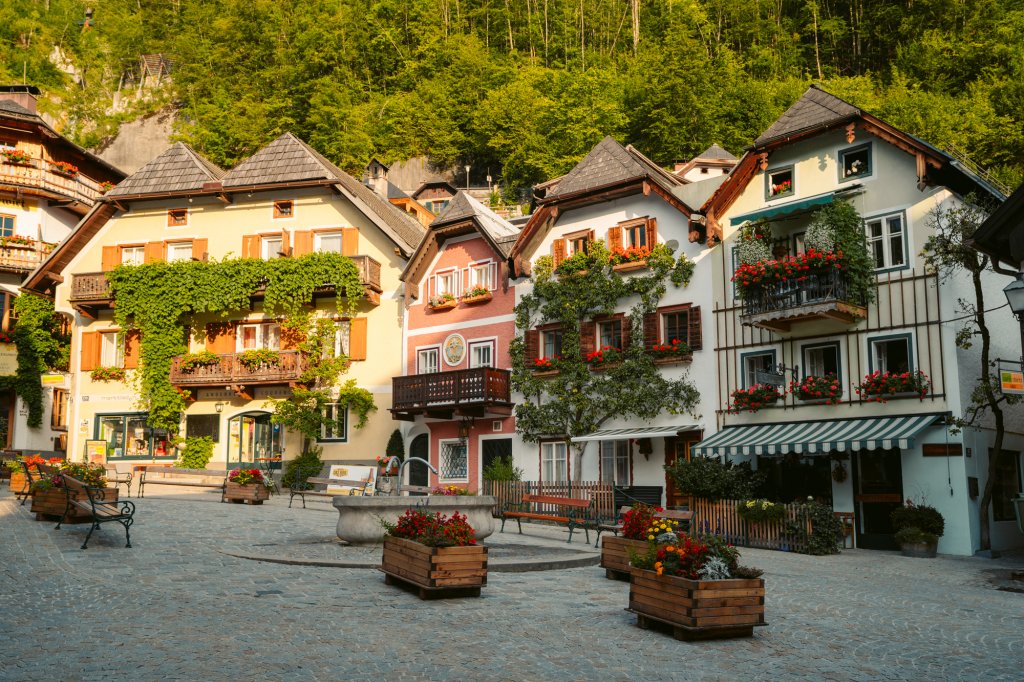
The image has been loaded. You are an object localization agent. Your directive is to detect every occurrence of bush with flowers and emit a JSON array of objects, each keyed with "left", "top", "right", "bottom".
[
  {"left": 431, "top": 484, "right": 475, "bottom": 496},
  {"left": 648, "top": 338, "right": 691, "bottom": 360},
  {"left": 585, "top": 345, "right": 623, "bottom": 366},
  {"left": 856, "top": 370, "right": 930, "bottom": 402},
  {"left": 229, "top": 467, "right": 272, "bottom": 488},
  {"left": 790, "top": 373, "right": 843, "bottom": 404},
  {"left": 49, "top": 160, "right": 79, "bottom": 177},
  {"left": 383, "top": 507, "right": 477, "bottom": 547},
  {"left": 732, "top": 248, "right": 845, "bottom": 298},
  {"left": 533, "top": 356, "right": 557, "bottom": 371},
  {"left": 737, "top": 499, "right": 787, "bottom": 523},
  {"left": 629, "top": 515, "right": 760, "bottom": 580},
  {"left": 2, "top": 148, "right": 32, "bottom": 165},
  {"left": 729, "top": 383, "right": 782, "bottom": 412},
  {"left": 32, "top": 461, "right": 107, "bottom": 490},
  {"left": 620, "top": 503, "right": 664, "bottom": 540},
  {"left": 608, "top": 245, "right": 652, "bottom": 266}
]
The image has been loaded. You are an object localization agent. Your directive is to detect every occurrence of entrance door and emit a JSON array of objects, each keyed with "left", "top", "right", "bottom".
[
  {"left": 664, "top": 436, "right": 696, "bottom": 509},
  {"left": 408, "top": 434, "right": 429, "bottom": 495},
  {"left": 227, "top": 412, "right": 281, "bottom": 469},
  {"left": 854, "top": 449, "right": 903, "bottom": 550}
]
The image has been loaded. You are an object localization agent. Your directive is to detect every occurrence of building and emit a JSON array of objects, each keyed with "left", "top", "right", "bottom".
[
  {"left": 692, "top": 85, "right": 1020, "bottom": 555},
  {"left": 363, "top": 159, "right": 435, "bottom": 228},
  {"left": 393, "top": 192, "right": 520, "bottom": 491},
  {"left": 412, "top": 179, "right": 459, "bottom": 215},
  {"left": 24, "top": 133, "right": 424, "bottom": 470},
  {"left": 673, "top": 144, "right": 738, "bottom": 183},
  {"left": 0, "top": 85, "right": 125, "bottom": 453}
]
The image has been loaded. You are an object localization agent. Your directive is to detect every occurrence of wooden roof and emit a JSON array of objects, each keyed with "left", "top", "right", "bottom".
[
  {"left": 754, "top": 85, "right": 860, "bottom": 147},
  {"left": 222, "top": 132, "right": 334, "bottom": 187},
  {"left": 106, "top": 142, "right": 223, "bottom": 197},
  {"left": 543, "top": 136, "right": 683, "bottom": 201}
]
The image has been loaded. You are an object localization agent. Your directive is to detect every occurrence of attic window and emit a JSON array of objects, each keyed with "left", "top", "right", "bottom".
[
  {"left": 840, "top": 144, "right": 871, "bottom": 181},
  {"left": 766, "top": 167, "right": 794, "bottom": 199},
  {"left": 273, "top": 200, "right": 294, "bottom": 219},
  {"left": 167, "top": 209, "right": 188, "bottom": 226}
]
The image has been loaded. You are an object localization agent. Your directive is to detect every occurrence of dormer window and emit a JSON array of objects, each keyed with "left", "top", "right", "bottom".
[
  {"left": 766, "top": 167, "right": 794, "bottom": 199},
  {"left": 840, "top": 143, "right": 871, "bottom": 181},
  {"left": 167, "top": 209, "right": 188, "bottom": 227},
  {"left": 273, "top": 200, "right": 293, "bottom": 219}
]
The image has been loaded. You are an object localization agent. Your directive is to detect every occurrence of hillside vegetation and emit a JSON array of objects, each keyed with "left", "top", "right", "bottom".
[{"left": 3, "top": 0, "right": 1023, "bottom": 194}]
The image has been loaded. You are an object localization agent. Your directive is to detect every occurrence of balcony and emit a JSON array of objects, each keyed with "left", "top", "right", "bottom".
[
  {"left": 0, "top": 242, "right": 54, "bottom": 273},
  {"left": 740, "top": 269, "right": 867, "bottom": 333},
  {"left": 0, "top": 160, "right": 105, "bottom": 210},
  {"left": 169, "top": 351, "right": 306, "bottom": 398},
  {"left": 391, "top": 368, "right": 513, "bottom": 420}
]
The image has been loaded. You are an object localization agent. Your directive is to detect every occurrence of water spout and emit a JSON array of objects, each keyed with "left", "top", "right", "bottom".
[{"left": 382, "top": 456, "right": 437, "bottom": 496}]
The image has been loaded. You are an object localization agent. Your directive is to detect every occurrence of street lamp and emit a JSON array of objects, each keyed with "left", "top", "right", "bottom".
[{"left": 1002, "top": 275, "right": 1024, "bottom": 363}]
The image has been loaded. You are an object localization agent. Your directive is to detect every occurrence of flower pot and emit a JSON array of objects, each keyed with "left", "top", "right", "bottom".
[
  {"left": 461, "top": 292, "right": 492, "bottom": 305},
  {"left": 380, "top": 535, "right": 487, "bottom": 599},
  {"left": 611, "top": 260, "right": 649, "bottom": 273},
  {"left": 629, "top": 567, "right": 766, "bottom": 641},
  {"left": 600, "top": 536, "right": 648, "bottom": 580},
  {"left": 428, "top": 299, "right": 458, "bottom": 312},
  {"left": 31, "top": 487, "right": 119, "bottom": 522},
  {"left": 899, "top": 541, "right": 937, "bottom": 558},
  {"left": 224, "top": 482, "right": 270, "bottom": 504},
  {"left": 653, "top": 354, "right": 693, "bottom": 365},
  {"left": 531, "top": 369, "right": 559, "bottom": 377}
]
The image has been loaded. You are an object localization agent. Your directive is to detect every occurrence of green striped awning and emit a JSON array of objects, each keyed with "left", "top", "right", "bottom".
[
  {"left": 691, "top": 414, "right": 943, "bottom": 458},
  {"left": 731, "top": 191, "right": 836, "bottom": 224}
]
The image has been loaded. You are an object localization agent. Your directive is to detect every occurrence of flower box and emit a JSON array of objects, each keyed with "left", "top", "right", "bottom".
[
  {"left": 461, "top": 292, "right": 492, "bottom": 305},
  {"left": 9, "top": 469, "right": 28, "bottom": 492},
  {"left": 31, "top": 487, "right": 119, "bottom": 523},
  {"left": 611, "top": 260, "right": 649, "bottom": 273},
  {"left": 224, "top": 481, "right": 270, "bottom": 504},
  {"left": 531, "top": 369, "right": 560, "bottom": 377},
  {"left": 381, "top": 535, "right": 488, "bottom": 599},
  {"left": 629, "top": 567, "right": 766, "bottom": 640},
  {"left": 653, "top": 354, "right": 693, "bottom": 366},
  {"left": 601, "top": 536, "right": 648, "bottom": 580},
  {"left": 428, "top": 299, "right": 458, "bottom": 311}
]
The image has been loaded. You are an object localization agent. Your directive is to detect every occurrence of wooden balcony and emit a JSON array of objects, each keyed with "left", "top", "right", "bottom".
[
  {"left": 0, "top": 160, "right": 106, "bottom": 211},
  {"left": 391, "top": 368, "right": 513, "bottom": 420},
  {"left": 740, "top": 269, "right": 867, "bottom": 333},
  {"left": 0, "top": 242, "right": 54, "bottom": 273},
  {"left": 169, "top": 351, "right": 306, "bottom": 398}
]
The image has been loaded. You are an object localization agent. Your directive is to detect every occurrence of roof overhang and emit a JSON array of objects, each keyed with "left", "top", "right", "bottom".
[
  {"left": 967, "top": 183, "right": 1024, "bottom": 271},
  {"left": 570, "top": 424, "right": 701, "bottom": 443}
]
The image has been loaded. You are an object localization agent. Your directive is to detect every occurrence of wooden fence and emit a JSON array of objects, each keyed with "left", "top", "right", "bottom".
[
  {"left": 481, "top": 480, "right": 615, "bottom": 521},
  {"left": 688, "top": 497, "right": 813, "bottom": 553}
]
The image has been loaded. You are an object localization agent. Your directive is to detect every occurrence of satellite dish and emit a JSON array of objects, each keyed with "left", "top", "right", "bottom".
[{"left": 665, "top": 239, "right": 679, "bottom": 253}]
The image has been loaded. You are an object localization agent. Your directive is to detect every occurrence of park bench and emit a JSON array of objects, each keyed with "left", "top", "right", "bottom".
[
  {"left": 105, "top": 466, "right": 133, "bottom": 497},
  {"left": 138, "top": 467, "right": 228, "bottom": 501},
  {"left": 500, "top": 493, "right": 594, "bottom": 544},
  {"left": 16, "top": 460, "right": 43, "bottom": 505},
  {"left": 594, "top": 506, "right": 696, "bottom": 547},
  {"left": 288, "top": 465, "right": 373, "bottom": 508},
  {"left": 56, "top": 472, "right": 136, "bottom": 550}
]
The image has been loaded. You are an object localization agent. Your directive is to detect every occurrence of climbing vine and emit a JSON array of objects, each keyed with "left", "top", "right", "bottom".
[
  {"left": 5, "top": 294, "right": 71, "bottom": 429},
  {"left": 106, "top": 252, "right": 372, "bottom": 432}
]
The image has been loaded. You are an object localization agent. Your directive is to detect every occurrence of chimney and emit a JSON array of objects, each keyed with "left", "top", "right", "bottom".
[
  {"left": 673, "top": 160, "right": 688, "bottom": 173},
  {"left": 0, "top": 85, "right": 40, "bottom": 114}
]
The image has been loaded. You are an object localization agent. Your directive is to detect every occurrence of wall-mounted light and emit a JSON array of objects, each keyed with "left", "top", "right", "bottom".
[{"left": 215, "top": 402, "right": 225, "bottom": 413}]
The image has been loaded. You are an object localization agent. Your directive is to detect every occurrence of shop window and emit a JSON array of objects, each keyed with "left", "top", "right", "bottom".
[
  {"left": 185, "top": 414, "right": 220, "bottom": 442},
  {"left": 97, "top": 414, "right": 171, "bottom": 459}
]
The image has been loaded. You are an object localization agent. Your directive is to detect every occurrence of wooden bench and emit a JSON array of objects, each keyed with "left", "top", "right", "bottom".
[
  {"left": 105, "top": 466, "right": 133, "bottom": 498},
  {"left": 595, "top": 506, "right": 697, "bottom": 547},
  {"left": 500, "top": 493, "right": 593, "bottom": 544},
  {"left": 138, "top": 467, "right": 228, "bottom": 501},
  {"left": 16, "top": 460, "right": 42, "bottom": 505},
  {"left": 56, "top": 473, "right": 136, "bottom": 549},
  {"left": 288, "top": 467, "right": 373, "bottom": 508}
]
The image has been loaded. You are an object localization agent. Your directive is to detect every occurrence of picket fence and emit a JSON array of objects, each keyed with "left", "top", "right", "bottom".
[
  {"left": 481, "top": 480, "right": 615, "bottom": 521},
  {"left": 687, "top": 497, "right": 813, "bottom": 554}
]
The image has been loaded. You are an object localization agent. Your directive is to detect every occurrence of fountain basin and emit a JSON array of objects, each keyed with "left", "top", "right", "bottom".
[{"left": 332, "top": 495, "right": 497, "bottom": 545}]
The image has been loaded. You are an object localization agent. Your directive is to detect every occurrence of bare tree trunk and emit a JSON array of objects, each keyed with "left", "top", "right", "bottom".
[
  {"left": 811, "top": 1, "right": 823, "bottom": 80},
  {"left": 631, "top": 0, "right": 640, "bottom": 56},
  {"left": 973, "top": 266, "right": 1002, "bottom": 551},
  {"left": 572, "top": 440, "right": 585, "bottom": 484},
  {"left": 504, "top": 0, "right": 514, "bottom": 51}
]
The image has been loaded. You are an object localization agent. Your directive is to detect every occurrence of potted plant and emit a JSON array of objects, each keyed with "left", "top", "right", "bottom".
[
  {"left": 381, "top": 507, "right": 487, "bottom": 598},
  {"left": 375, "top": 454, "right": 399, "bottom": 476},
  {"left": 532, "top": 356, "right": 559, "bottom": 376},
  {"left": 91, "top": 366, "right": 127, "bottom": 382},
  {"left": 791, "top": 373, "right": 843, "bottom": 404},
  {"left": 461, "top": 285, "right": 492, "bottom": 304},
  {"left": 856, "top": 370, "right": 931, "bottom": 402},
  {"left": 235, "top": 348, "right": 281, "bottom": 372},
  {"left": 601, "top": 503, "right": 663, "bottom": 580},
  {"left": 1, "top": 148, "right": 32, "bottom": 165},
  {"left": 31, "top": 461, "right": 116, "bottom": 521},
  {"left": 428, "top": 292, "right": 457, "bottom": 311},
  {"left": 178, "top": 350, "right": 222, "bottom": 372},
  {"left": 890, "top": 500, "right": 944, "bottom": 557},
  {"left": 225, "top": 467, "right": 272, "bottom": 504},
  {"left": 430, "top": 484, "right": 475, "bottom": 496},
  {"left": 49, "top": 160, "right": 79, "bottom": 178},
  {"left": 729, "top": 384, "right": 783, "bottom": 412},
  {"left": 649, "top": 338, "right": 692, "bottom": 364},
  {"left": 100, "top": 181, "right": 116, "bottom": 193},
  {"left": 585, "top": 346, "right": 623, "bottom": 368},
  {"left": 609, "top": 245, "right": 653, "bottom": 271},
  {"left": 737, "top": 499, "right": 787, "bottom": 524}
]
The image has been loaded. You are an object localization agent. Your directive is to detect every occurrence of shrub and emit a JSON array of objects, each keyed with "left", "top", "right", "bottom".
[
  {"left": 177, "top": 436, "right": 214, "bottom": 469},
  {"left": 786, "top": 499, "right": 844, "bottom": 555},
  {"left": 665, "top": 457, "right": 763, "bottom": 501},
  {"left": 385, "top": 429, "right": 404, "bottom": 460},
  {"left": 282, "top": 445, "right": 323, "bottom": 488},
  {"left": 620, "top": 503, "right": 662, "bottom": 541},
  {"left": 737, "top": 499, "right": 787, "bottom": 523},
  {"left": 482, "top": 455, "right": 523, "bottom": 482},
  {"left": 895, "top": 527, "right": 939, "bottom": 546},
  {"left": 890, "top": 502, "right": 945, "bottom": 537}
]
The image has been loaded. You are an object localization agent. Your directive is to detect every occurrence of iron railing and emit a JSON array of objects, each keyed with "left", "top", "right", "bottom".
[{"left": 741, "top": 269, "right": 865, "bottom": 317}]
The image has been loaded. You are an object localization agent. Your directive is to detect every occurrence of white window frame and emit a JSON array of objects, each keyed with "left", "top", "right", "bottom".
[
  {"left": 802, "top": 342, "right": 841, "bottom": 379},
  {"left": 468, "top": 260, "right": 496, "bottom": 291},
  {"left": 317, "top": 403, "right": 348, "bottom": 443},
  {"left": 236, "top": 322, "right": 281, "bottom": 352},
  {"left": 435, "top": 268, "right": 460, "bottom": 298},
  {"left": 120, "top": 246, "right": 145, "bottom": 266},
  {"left": 438, "top": 438, "right": 469, "bottom": 482},
  {"left": 541, "top": 441, "right": 568, "bottom": 483},
  {"left": 261, "top": 235, "right": 283, "bottom": 260},
  {"left": 468, "top": 339, "right": 495, "bottom": 368},
  {"left": 166, "top": 241, "right": 193, "bottom": 263},
  {"left": 868, "top": 334, "right": 914, "bottom": 374},
  {"left": 600, "top": 440, "right": 631, "bottom": 486},
  {"left": 100, "top": 331, "right": 125, "bottom": 368},
  {"left": 865, "top": 211, "right": 908, "bottom": 272},
  {"left": 742, "top": 350, "right": 776, "bottom": 389},
  {"left": 315, "top": 231, "right": 343, "bottom": 254},
  {"left": 333, "top": 321, "right": 350, "bottom": 358},
  {"left": 417, "top": 346, "right": 440, "bottom": 374}
]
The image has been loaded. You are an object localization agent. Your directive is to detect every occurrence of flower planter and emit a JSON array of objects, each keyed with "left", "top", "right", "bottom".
[
  {"left": 531, "top": 369, "right": 559, "bottom": 377},
  {"left": 428, "top": 299, "right": 458, "bottom": 312},
  {"left": 31, "top": 487, "right": 119, "bottom": 522},
  {"left": 9, "top": 469, "right": 28, "bottom": 492},
  {"left": 611, "top": 260, "right": 649, "bottom": 273},
  {"left": 380, "top": 535, "right": 488, "bottom": 599},
  {"left": 600, "top": 536, "right": 648, "bottom": 580},
  {"left": 862, "top": 391, "right": 922, "bottom": 402},
  {"left": 224, "top": 482, "right": 270, "bottom": 504},
  {"left": 629, "top": 567, "right": 766, "bottom": 641},
  {"left": 899, "top": 541, "right": 937, "bottom": 558},
  {"left": 652, "top": 354, "right": 693, "bottom": 365},
  {"left": 51, "top": 170, "right": 78, "bottom": 179},
  {"left": 461, "top": 292, "right": 492, "bottom": 305}
]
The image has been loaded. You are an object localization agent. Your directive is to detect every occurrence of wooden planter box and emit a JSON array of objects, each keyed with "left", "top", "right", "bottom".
[
  {"left": 9, "top": 469, "right": 27, "bottom": 492},
  {"left": 652, "top": 354, "right": 693, "bottom": 365},
  {"left": 601, "top": 536, "right": 648, "bottom": 580},
  {"left": 629, "top": 567, "right": 766, "bottom": 641},
  {"left": 611, "top": 260, "right": 649, "bottom": 273},
  {"left": 428, "top": 299, "right": 458, "bottom": 311},
  {"left": 461, "top": 292, "right": 492, "bottom": 305},
  {"left": 225, "top": 482, "right": 270, "bottom": 504},
  {"left": 381, "top": 535, "right": 487, "bottom": 599},
  {"left": 31, "top": 486, "right": 119, "bottom": 523}
]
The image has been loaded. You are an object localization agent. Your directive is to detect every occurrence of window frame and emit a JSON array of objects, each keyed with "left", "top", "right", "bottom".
[
  {"left": 660, "top": 307, "right": 690, "bottom": 346},
  {"left": 596, "top": 318, "right": 624, "bottom": 349},
  {"left": 332, "top": 320, "right": 351, "bottom": 358},
  {"left": 741, "top": 349, "right": 777, "bottom": 389},
  {"left": 235, "top": 322, "right": 282, "bottom": 352},
  {"left": 540, "top": 440, "right": 569, "bottom": 483},
  {"left": 867, "top": 333, "right": 914, "bottom": 375},
  {"left": 99, "top": 331, "right": 125, "bottom": 368},
  {"left": 620, "top": 218, "right": 648, "bottom": 249},
  {"left": 765, "top": 165, "right": 795, "bottom": 200},
  {"left": 541, "top": 328, "right": 564, "bottom": 359},
  {"left": 599, "top": 439, "right": 632, "bottom": 486},
  {"left": 468, "top": 339, "right": 496, "bottom": 368},
  {"left": 865, "top": 210, "right": 909, "bottom": 273},
  {"left": 434, "top": 268, "right": 460, "bottom": 299},
  {"left": 992, "top": 450, "right": 1022, "bottom": 522},
  {"left": 166, "top": 241, "right": 193, "bottom": 263},
  {"left": 314, "top": 231, "right": 343, "bottom": 254},
  {"left": 120, "top": 244, "right": 145, "bottom": 266},
  {"left": 801, "top": 341, "right": 843, "bottom": 391},
  {"left": 261, "top": 235, "right": 284, "bottom": 260},
  {"left": 565, "top": 229, "right": 593, "bottom": 256},
  {"left": 166, "top": 209, "right": 188, "bottom": 227},
  {"left": 0, "top": 214, "right": 14, "bottom": 237},
  {"left": 468, "top": 260, "right": 495, "bottom": 291},
  {"left": 51, "top": 388, "right": 69, "bottom": 431},
  {"left": 272, "top": 200, "right": 294, "bottom": 220},
  {"left": 417, "top": 346, "right": 440, "bottom": 375},
  {"left": 317, "top": 402, "right": 348, "bottom": 443},
  {"left": 839, "top": 142, "right": 872, "bottom": 183},
  {"left": 438, "top": 438, "right": 469, "bottom": 482}
]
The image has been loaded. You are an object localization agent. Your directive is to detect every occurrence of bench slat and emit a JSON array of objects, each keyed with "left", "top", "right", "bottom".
[{"left": 521, "top": 494, "right": 590, "bottom": 508}]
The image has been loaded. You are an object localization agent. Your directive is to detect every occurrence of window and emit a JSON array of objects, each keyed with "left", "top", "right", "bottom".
[
  {"left": 840, "top": 143, "right": 871, "bottom": 181},
  {"left": 273, "top": 200, "right": 293, "bottom": 219},
  {"left": 318, "top": 403, "right": 348, "bottom": 442},
  {"left": 332, "top": 321, "right": 350, "bottom": 358},
  {"left": 870, "top": 335, "right": 912, "bottom": 374},
  {"left": 541, "top": 441, "right": 568, "bottom": 482},
  {"left": 0, "top": 140, "right": 14, "bottom": 150},
  {"left": 427, "top": 199, "right": 450, "bottom": 215},
  {"left": 440, "top": 440, "right": 468, "bottom": 480},
  {"left": 766, "top": 166, "right": 794, "bottom": 199},
  {"left": 542, "top": 329, "right": 563, "bottom": 359},
  {"left": 792, "top": 232, "right": 806, "bottom": 255},
  {"left": 97, "top": 414, "right": 171, "bottom": 458},
  {"left": 100, "top": 331, "right": 125, "bottom": 368},
  {"left": 742, "top": 350, "right": 777, "bottom": 388},
  {"left": 261, "top": 235, "right": 283, "bottom": 260},
  {"left": 315, "top": 232, "right": 343, "bottom": 254},
  {"left": 469, "top": 262, "right": 494, "bottom": 291},
  {"left": 167, "top": 209, "right": 188, "bottom": 227},
  {"left": 992, "top": 450, "right": 1021, "bottom": 522},
  {"left": 435, "top": 270, "right": 459, "bottom": 298},
  {"left": 566, "top": 230, "right": 592, "bottom": 256},
  {"left": 803, "top": 342, "right": 841, "bottom": 378},
  {"left": 600, "top": 440, "right": 631, "bottom": 485},
  {"left": 51, "top": 389, "right": 69, "bottom": 430},
  {"left": 597, "top": 319, "right": 623, "bottom": 349},
  {"left": 236, "top": 323, "right": 281, "bottom": 351},
  {"left": 185, "top": 414, "right": 220, "bottom": 442},
  {"left": 417, "top": 347, "right": 440, "bottom": 374},
  {"left": 469, "top": 340, "right": 494, "bottom": 368},
  {"left": 866, "top": 213, "right": 907, "bottom": 271},
  {"left": 624, "top": 222, "right": 647, "bottom": 248},
  {"left": 662, "top": 310, "right": 689, "bottom": 345},
  {"left": 121, "top": 245, "right": 145, "bottom": 265},
  {"left": 166, "top": 241, "right": 193, "bottom": 262},
  {"left": 0, "top": 215, "right": 13, "bottom": 237},
  {"left": 731, "top": 246, "right": 741, "bottom": 299}
]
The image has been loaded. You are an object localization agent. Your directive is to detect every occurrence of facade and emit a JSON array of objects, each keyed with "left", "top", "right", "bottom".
[
  {"left": 364, "top": 159, "right": 435, "bottom": 228},
  {"left": 694, "top": 85, "right": 1021, "bottom": 555},
  {"left": 25, "top": 133, "right": 424, "bottom": 470},
  {"left": 673, "top": 144, "right": 738, "bottom": 183},
  {"left": 393, "top": 192, "right": 520, "bottom": 491},
  {"left": 0, "top": 85, "right": 125, "bottom": 454}
]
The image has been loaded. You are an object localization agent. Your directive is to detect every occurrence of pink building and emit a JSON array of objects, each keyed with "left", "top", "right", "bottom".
[{"left": 393, "top": 192, "right": 520, "bottom": 491}]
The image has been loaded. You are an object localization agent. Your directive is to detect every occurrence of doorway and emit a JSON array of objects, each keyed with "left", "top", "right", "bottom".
[
  {"left": 227, "top": 412, "right": 282, "bottom": 469},
  {"left": 664, "top": 435, "right": 698, "bottom": 509},
  {"left": 481, "top": 437, "right": 512, "bottom": 474},
  {"left": 853, "top": 449, "right": 903, "bottom": 550},
  {"left": 408, "top": 434, "right": 429, "bottom": 494}
]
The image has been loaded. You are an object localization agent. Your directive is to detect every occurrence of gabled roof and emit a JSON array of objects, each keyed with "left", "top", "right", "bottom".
[
  {"left": 695, "top": 144, "right": 737, "bottom": 162},
  {"left": 222, "top": 132, "right": 334, "bottom": 187},
  {"left": 544, "top": 136, "right": 683, "bottom": 200},
  {"left": 106, "top": 142, "right": 223, "bottom": 197},
  {"left": 411, "top": 178, "right": 458, "bottom": 199},
  {"left": 754, "top": 84, "right": 860, "bottom": 147},
  {"left": 433, "top": 192, "right": 519, "bottom": 250}
]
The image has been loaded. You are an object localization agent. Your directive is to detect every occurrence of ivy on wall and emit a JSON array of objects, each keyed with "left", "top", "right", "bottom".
[{"left": 8, "top": 294, "right": 71, "bottom": 429}]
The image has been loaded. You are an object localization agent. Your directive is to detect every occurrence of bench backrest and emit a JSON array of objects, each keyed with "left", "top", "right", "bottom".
[
  {"left": 656, "top": 509, "right": 694, "bottom": 521},
  {"left": 61, "top": 473, "right": 118, "bottom": 506},
  {"left": 521, "top": 493, "right": 591, "bottom": 509},
  {"left": 147, "top": 467, "right": 228, "bottom": 479},
  {"left": 105, "top": 467, "right": 129, "bottom": 481}
]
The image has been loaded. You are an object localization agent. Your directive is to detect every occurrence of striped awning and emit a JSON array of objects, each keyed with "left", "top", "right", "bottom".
[
  {"left": 731, "top": 191, "right": 836, "bottom": 224},
  {"left": 691, "top": 414, "right": 943, "bottom": 458},
  {"left": 571, "top": 424, "right": 700, "bottom": 443}
]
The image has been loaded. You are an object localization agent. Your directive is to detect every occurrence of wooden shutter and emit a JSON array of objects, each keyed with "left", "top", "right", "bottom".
[
  {"left": 580, "top": 321, "right": 596, "bottom": 355},
  {"left": 646, "top": 217, "right": 658, "bottom": 248},
  {"left": 687, "top": 306, "right": 702, "bottom": 351},
  {"left": 621, "top": 317, "right": 632, "bottom": 350},
  {"left": 292, "top": 230, "right": 313, "bottom": 256},
  {"left": 241, "top": 235, "right": 258, "bottom": 259},
  {"left": 205, "top": 322, "right": 236, "bottom": 354},
  {"left": 348, "top": 317, "right": 367, "bottom": 360},
  {"left": 192, "top": 239, "right": 208, "bottom": 262},
  {"left": 341, "top": 227, "right": 359, "bottom": 256},
  {"left": 552, "top": 239, "right": 566, "bottom": 268},
  {"left": 524, "top": 330, "right": 540, "bottom": 364},
  {"left": 101, "top": 246, "right": 119, "bottom": 272},
  {"left": 123, "top": 330, "right": 141, "bottom": 369},
  {"left": 280, "top": 324, "right": 300, "bottom": 350},
  {"left": 643, "top": 313, "right": 659, "bottom": 348},
  {"left": 144, "top": 241, "right": 164, "bottom": 263},
  {"left": 280, "top": 229, "right": 291, "bottom": 256},
  {"left": 607, "top": 226, "right": 623, "bottom": 251},
  {"left": 80, "top": 331, "right": 100, "bottom": 371}
]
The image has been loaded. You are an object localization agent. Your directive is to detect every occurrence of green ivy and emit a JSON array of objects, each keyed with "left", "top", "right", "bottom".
[
  {"left": 9, "top": 295, "right": 71, "bottom": 428},
  {"left": 177, "top": 436, "right": 214, "bottom": 469}
]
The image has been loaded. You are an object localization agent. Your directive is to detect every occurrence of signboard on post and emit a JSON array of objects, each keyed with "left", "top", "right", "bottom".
[
  {"left": 1000, "top": 368, "right": 1024, "bottom": 395},
  {"left": 84, "top": 439, "right": 107, "bottom": 463}
]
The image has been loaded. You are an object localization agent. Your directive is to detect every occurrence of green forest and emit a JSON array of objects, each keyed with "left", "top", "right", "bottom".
[{"left": 3, "top": 0, "right": 1023, "bottom": 195}]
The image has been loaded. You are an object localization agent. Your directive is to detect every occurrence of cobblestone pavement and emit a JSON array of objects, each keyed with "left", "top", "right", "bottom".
[{"left": 2, "top": 488, "right": 1023, "bottom": 681}]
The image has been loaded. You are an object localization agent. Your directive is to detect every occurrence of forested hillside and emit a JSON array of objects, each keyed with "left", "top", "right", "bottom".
[{"left": 3, "top": 0, "right": 1023, "bottom": 195}]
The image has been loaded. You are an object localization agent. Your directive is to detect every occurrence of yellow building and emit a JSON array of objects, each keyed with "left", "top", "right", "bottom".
[{"left": 25, "top": 133, "right": 425, "bottom": 470}]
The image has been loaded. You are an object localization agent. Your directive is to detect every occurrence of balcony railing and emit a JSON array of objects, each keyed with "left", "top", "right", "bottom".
[
  {"left": 0, "top": 160, "right": 106, "bottom": 206},
  {"left": 69, "top": 272, "right": 112, "bottom": 302},
  {"left": 392, "top": 368, "right": 512, "bottom": 416},
  {"left": 169, "top": 351, "right": 306, "bottom": 387},
  {"left": 0, "top": 242, "right": 54, "bottom": 273},
  {"left": 740, "top": 269, "right": 867, "bottom": 331}
]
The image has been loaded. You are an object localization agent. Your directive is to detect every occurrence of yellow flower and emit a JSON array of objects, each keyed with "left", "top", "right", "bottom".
[
  {"left": 654, "top": 562, "right": 662, "bottom": 569},
  {"left": 648, "top": 534, "right": 655, "bottom": 540}
]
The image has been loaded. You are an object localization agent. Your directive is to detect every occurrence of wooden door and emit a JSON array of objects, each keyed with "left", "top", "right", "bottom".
[{"left": 664, "top": 434, "right": 699, "bottom": 509}]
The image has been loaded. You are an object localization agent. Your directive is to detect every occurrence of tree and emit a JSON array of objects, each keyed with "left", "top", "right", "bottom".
[
  {"left": 510, "top": 240, "right": 700, "bottom": 482},
  {"left": 923, "top": 196, "right": 1019, "bottom": 552}
]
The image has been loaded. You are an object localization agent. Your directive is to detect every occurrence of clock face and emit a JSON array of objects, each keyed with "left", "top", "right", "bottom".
[{"left": 443, "top": 334, "right": 466, "bottom": 366}]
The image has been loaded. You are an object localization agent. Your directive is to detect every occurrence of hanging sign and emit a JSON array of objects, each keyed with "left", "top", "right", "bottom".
[{"left": 998, "top": 359, "right": 1024, "bottom": 395}]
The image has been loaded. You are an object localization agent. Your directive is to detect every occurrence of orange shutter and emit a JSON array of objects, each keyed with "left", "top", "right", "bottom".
[
  {"left": 552, "top": 239, "right": 567, "bottom": 268},
  {"left": 646, "top": 217, "right": 658, "bottom": 248},
  {"left": 607, "top": 226, "right": 623, "bottom": 251},
  {"left": 342, "top": 227, "right": 359, "bottom": 256},
  {"left": 241, "top": 235, "right": 258, "bottom": 259},
  {"left": 348, "top": 318, "right": 367, "bottom": 360},
  {"left": 205, "top": 322, "right": 236, "bottom": 354},
  {"left": 101, "top": 246, "right": 119, "bottom": 272},
  {"left": 192, "top": 239, "right": 208, "bottom": 262},
  {"left": 292, "top": 230, "right": 313, "bottom": 256},
  {"left": 280, "top": 229, "right": 291, "bottom": 256},
  {"left": 144, "top": 241, "right": 164, "bottom": 263},
  {"left": 80, "top": 332, "right": 100, "bottom": 371},
  {"left": 123, "top": 330, "right": 141, "bottom": 369}
]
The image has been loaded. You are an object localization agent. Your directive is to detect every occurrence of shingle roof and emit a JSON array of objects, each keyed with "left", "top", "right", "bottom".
[
  {"left": 386, "top": 181, "right": 410, "bottom": 200},
  {"left": 0, "top": 99, "right": 37, "bottom": 121},
  {"left": 222, "top": 132, "right": 335, "bottom": 187},
  {"left": 106, "top": 142, "right": 223, "bottom": 197},
  {"left": 544, "top": 136, "right": 682, "bottom": 200},
  {"left": 432, "top": 192, "right": 519, "bottom": 255},
  {"left": 695, "top": 143, "right": 737, "bottom": 161},
  {"left": 754, "top": 85, "right": 861, "bottom": 147}
]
